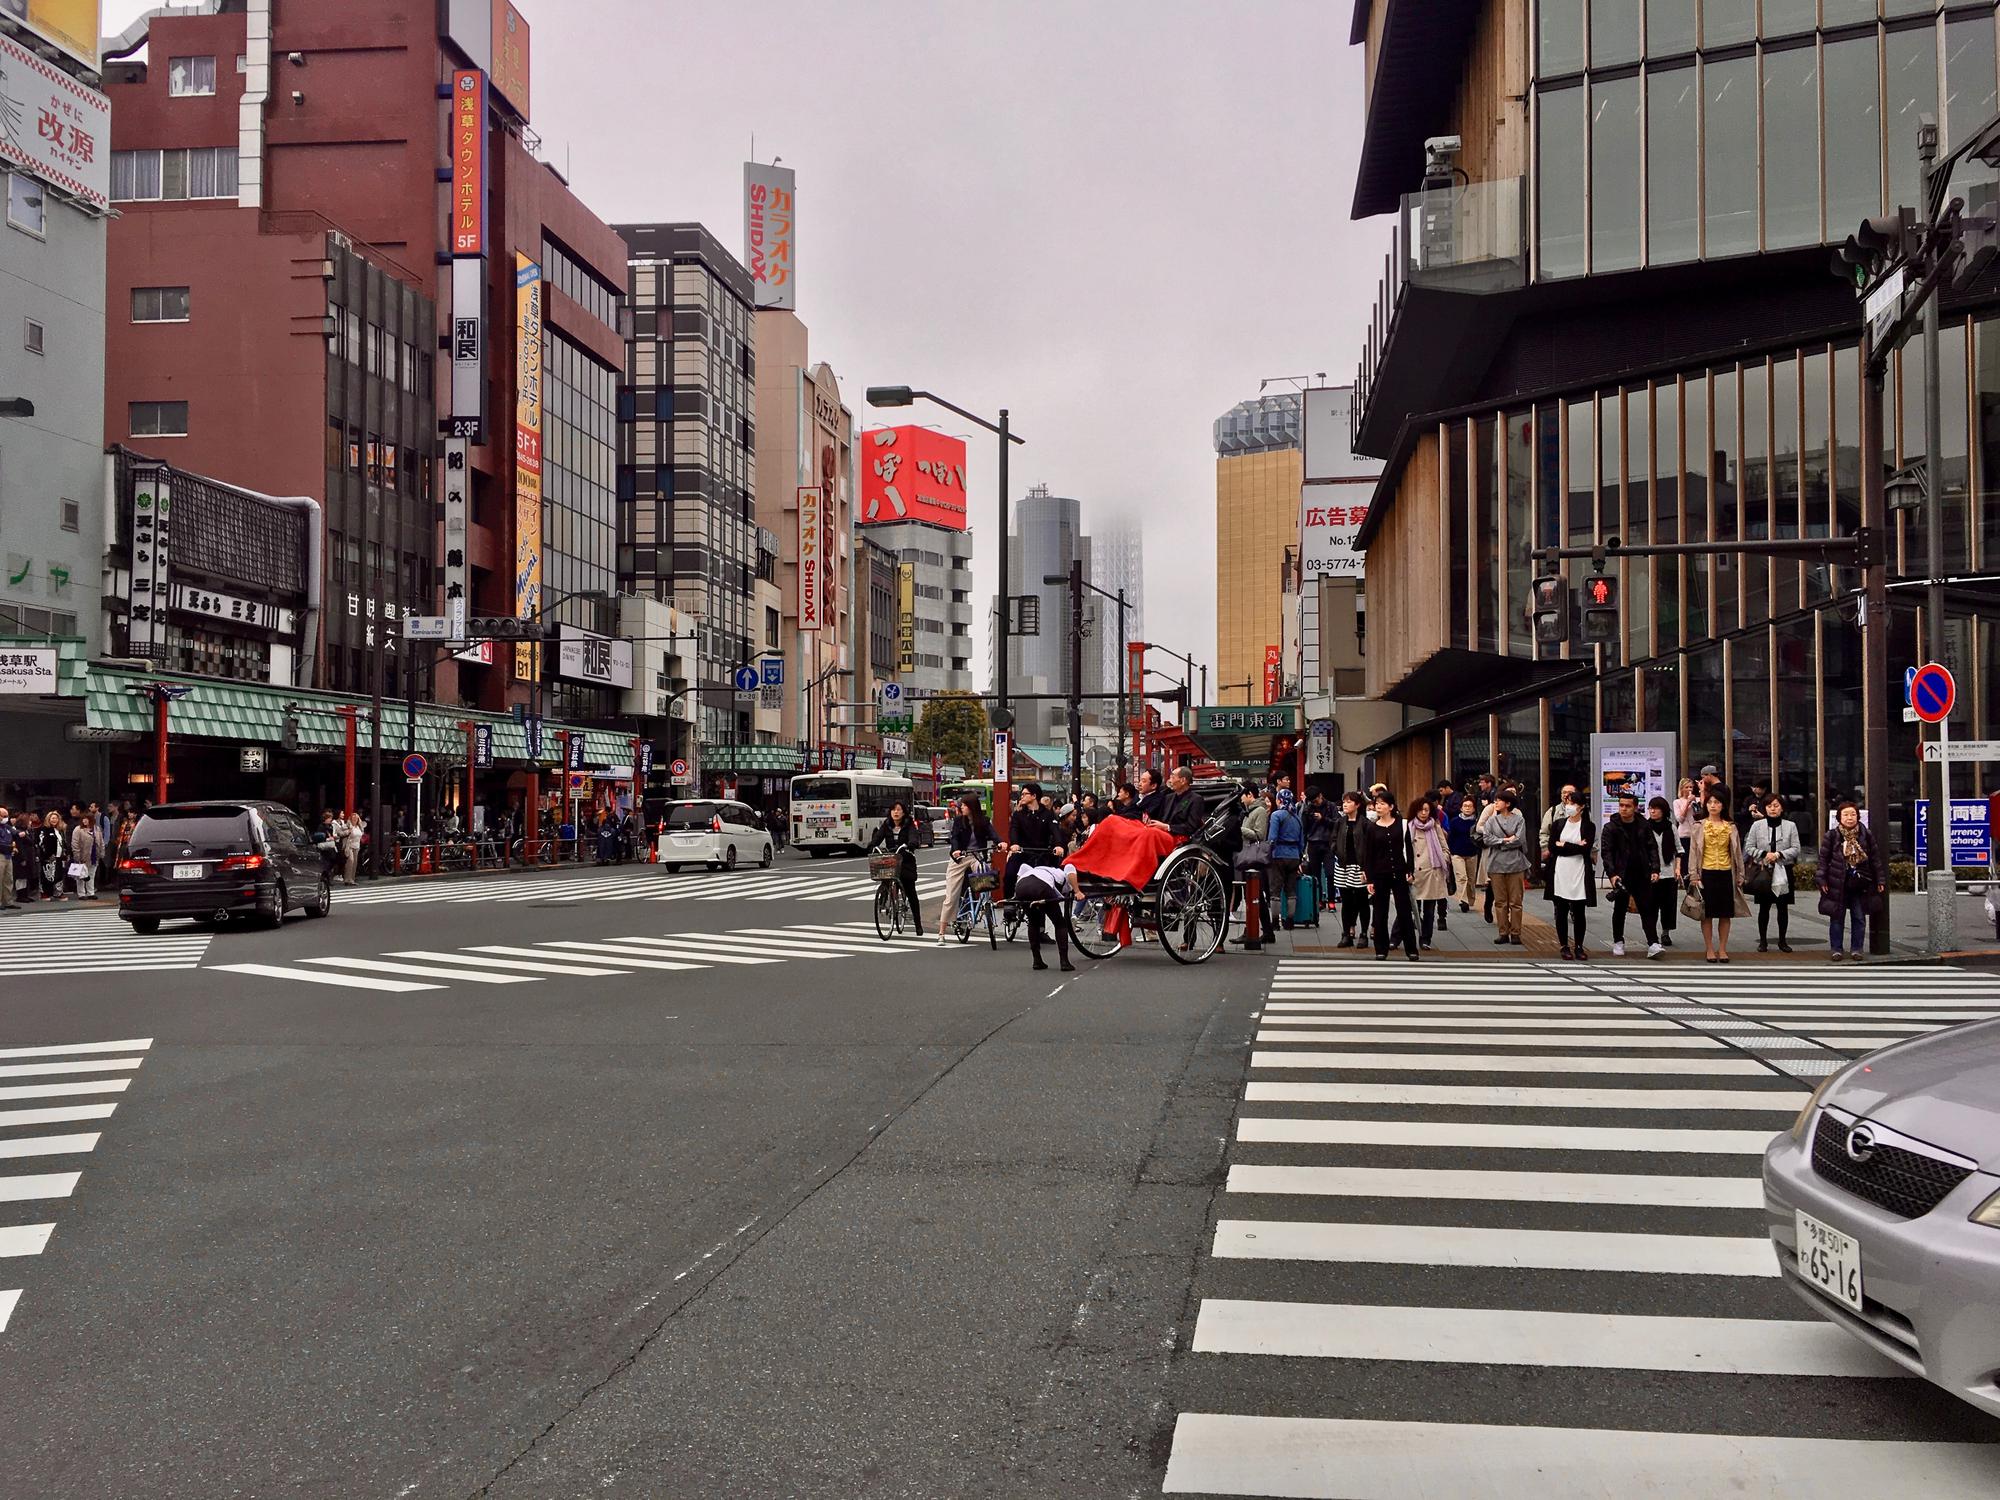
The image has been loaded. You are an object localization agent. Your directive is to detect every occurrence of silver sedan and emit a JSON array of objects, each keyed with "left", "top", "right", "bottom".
[{"left": 1763, "top": 1017, "right": 2000, "bottom": 1420}]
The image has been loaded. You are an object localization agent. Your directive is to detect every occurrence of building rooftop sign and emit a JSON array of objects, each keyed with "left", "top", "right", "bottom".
[{"left": 0, "top": 27, "right": 110, "bottom": 210}]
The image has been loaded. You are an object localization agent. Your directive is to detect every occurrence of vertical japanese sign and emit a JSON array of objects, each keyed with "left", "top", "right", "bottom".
[
  {"left": 441, "top": 438, "right": 470, "bottom": 641},
  {"left": 449, "top": 257, "right": 485, "bottom": 442},
  {"left": 450, "top": 71, "right": 486, "bottom": 256},
  {"left": 488, "top": 1, "right": 531, "bottom": 120},
  {"left": 513, "top": 255, "right": 544, "bottom": 681},
  {"left": 128, "top": 471, "right": 173, "bottom": 660},
  {"left": 0, "top": 29, "right": 111, "bottom": 209},
  {"left": 1263, "top": 643, "right": 1282, "bottom": 705},
  {"left": 797, "top": 486, "right": 823, "bottom": 632},
  {"left": 896, "top": 562, "right": 917, "bottom": 673},
  {"left": 744, "top": 161, "right": 797, "bottom": 311}
]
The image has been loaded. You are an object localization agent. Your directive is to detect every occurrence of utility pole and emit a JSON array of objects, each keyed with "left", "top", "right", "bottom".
[
  {"left": 1918, "top": 117, "right": 1958, "bottom": 953},
  {"left": 1859, "top": 323, "right": 1893, "bottom": 957},
  {"left": 1115, "top": 586, "right": 1128, "bottom": 787},
  {"left": 1066, "top": 558, "right": 1085, "bottom": 802}
]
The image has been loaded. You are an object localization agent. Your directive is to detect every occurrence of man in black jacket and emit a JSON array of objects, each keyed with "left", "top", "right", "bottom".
[
  {"left": 1133, "top": 769, "right": 1167, "bottom": 822},
  {"left": 1149, "top": 766, "right": 1206, "bottom": 840},
  {"left": 1599, "top": 791, "right": 1664, "bottom": 958},
  {"left": 1001, "top": 783, "right": 1059, "bottom": 898}
]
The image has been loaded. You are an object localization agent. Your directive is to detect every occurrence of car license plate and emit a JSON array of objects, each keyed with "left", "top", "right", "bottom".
[
  {"left": 1796, "top": 1209, "right": 1864, "bottom": 1313},
  {"left": 172, "top": 863, "right": 204, "bottom": 880}
]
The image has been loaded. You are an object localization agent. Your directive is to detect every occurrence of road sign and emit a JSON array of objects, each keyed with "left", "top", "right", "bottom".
[
  {"left": 567, "top": 771, "right": 588, "bottom": 798},
  {"left": 759, "top": 682, "right": 783, "bottom": 711},
  {"left": 882, "top": 735, "right": 910, "bottom": 758},
  {"left": 1903, "top": 665, "right": 1918, "bottom": 704},
  {"left": 881, "top": 682, "right": 902, "bottom": 702},
  {"left": 732, "top": 665, "right": 760, "bottom": 692},
  {"left": 402, "top": 614, "right": 451, "bottom": 641},
  {"left": 1864, "top": 265, "right": 1905, "bottom": 341},
  {"left": 1911, "top": 662, "right": 1955, "bottom": 723},
  {"left": 670, "top": 758, "right": 689, "bottom": 777},
  {"left": 1923, "top": 739, "right": 2000, "bottom": 762},
  {"left": 760, "top": 658, "right": 784, "bottom": 686},
  {"left": 402, "top": 752, "right": 428, "bottom": 781}
]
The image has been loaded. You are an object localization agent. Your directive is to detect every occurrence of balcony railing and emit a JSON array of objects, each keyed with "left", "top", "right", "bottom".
[{"left": 1352, "top": 177, "right": 1526, "bottom": 447}]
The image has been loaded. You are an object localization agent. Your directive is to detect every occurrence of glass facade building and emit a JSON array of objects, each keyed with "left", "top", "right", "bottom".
[
  {"left": 616, "top": 223, "right": 761, "bottom": 752},
  {"left": 1347, "top": 0, "right": 2000, "bottom": 852}
]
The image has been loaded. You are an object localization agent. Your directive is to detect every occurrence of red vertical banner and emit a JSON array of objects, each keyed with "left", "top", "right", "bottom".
[
  {"left": 1263, "top": 643, "right": 1282, "bottom": 705},
  {"left": 1127, "top": 640, "right": 1147, "bottom": 775},
  {"left": 450, "top": 71, "right": 486, "bottom": 256}
]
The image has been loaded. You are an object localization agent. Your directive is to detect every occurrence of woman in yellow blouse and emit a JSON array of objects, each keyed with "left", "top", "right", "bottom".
[{"left": 1694, "top": 792, "right": 1745, "bottom": 962}]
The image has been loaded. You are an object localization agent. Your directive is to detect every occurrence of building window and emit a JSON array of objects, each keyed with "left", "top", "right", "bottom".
[
  {"left": 23, "top": 318, "right": 43, "bottom": 354},
  {"left": 1824, "top": 33, "right": 1882, "bottom": 236},
  {"left": 60, "top": 498, "right": 79, "bottom": 532},
  {"left": 132, "top": 286, "right": 192, "bottom": 323},
  {"left": 130, "top": 401, "right": 189, "bottom": 437},
  {"left": 1538, "top": 85, "right": 1588, "bottom": 279},
  {"left": 1538, "top": 0, "right": 1584, "bottom": 78},
  {"left": 1590, "top": 74, "right": 1642, "bottom": 273},
  {"left": 1588, "top": 0, "right": 1638, "bottom": 69},
  {"left": 110, "top": 147, "right": 238, "bottom": 202},
  {"left": 6, "top": 173, "right": 45, "bottom": 237},
  {"left": 1647, "top": 64, "right": 1699, "bottom": 265},
  {"left": 1703, "top": 54, "right": 1758, "bottom": 259},
  {"left": 1761, "top": 41, "right": 1820, "bottom": 251},
  {"left": 1646, "top": 0, "right": 1696, "bottom": 59},
  {"left": 168, "top": 56, "right": 217, "bottom": 96}
]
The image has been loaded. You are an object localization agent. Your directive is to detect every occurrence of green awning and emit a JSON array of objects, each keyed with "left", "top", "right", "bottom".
[{"left": 83, "top": 663, "right": 632, "bottom": 767}]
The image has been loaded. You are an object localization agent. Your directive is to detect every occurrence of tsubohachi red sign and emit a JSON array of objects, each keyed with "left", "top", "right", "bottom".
[{"left": 861, "top": 426, "right": 969, "bottom": 531}]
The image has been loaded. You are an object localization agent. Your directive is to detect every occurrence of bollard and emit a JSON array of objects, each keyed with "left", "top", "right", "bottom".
[{"left": 1242, "top": 868, "right": 1264, "bottom": 951}]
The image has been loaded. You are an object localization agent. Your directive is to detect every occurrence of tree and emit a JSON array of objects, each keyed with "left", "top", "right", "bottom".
[{"left": 911, "top": 692, "right": 988, "bottom": 771}]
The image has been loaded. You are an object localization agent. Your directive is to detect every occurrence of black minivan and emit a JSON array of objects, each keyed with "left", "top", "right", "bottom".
[{"left": 118, "top": 801, "right": 334, "bottom": 933}]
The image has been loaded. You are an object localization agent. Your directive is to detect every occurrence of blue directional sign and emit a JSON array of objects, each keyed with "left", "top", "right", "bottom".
[
  {"left": 732, "top": 664, "right": 761, "bottom": 692},
  {"left": 760, "top": 658, "right": 784, "bottom": 686},
  {"left": 1915, "top": 799, "right": 1993, "bottom": 867},
  {"left": 882, "top": 682, "right": 903, "bottom": 702},
  {"left": 1904, "top": 665, "right": 1918, "bottom": 707}
]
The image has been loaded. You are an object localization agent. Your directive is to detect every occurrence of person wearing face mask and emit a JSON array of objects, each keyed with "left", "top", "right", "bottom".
[
  {"left": 1742, "top": 793, "right": 1801, "bottom": 953},
  {"left": 1542, "top": 790, "right": 1597, "bottom": 960}
]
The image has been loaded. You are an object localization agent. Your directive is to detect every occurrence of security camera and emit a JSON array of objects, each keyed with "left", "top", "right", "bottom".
[
  {"left": 287, "top": 51, "right": 305, "bottom": 66},
  {"left": 291, "top": 89, "right": 305, "bottom": 105},
  {"left": 1422, "top": 135, "right": 1462, "bottom": 185},
  {"left": 1424, "top": 135, "right": 1462, "bottom": 158}
]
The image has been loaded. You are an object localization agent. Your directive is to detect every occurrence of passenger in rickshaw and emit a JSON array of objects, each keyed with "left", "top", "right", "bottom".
[{"left": 1069, "top": 765, "right": 1211, "bottom": 945}]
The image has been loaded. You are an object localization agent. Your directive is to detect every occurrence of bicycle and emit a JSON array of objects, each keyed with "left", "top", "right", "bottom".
[
  {"left": 872, "top": 851, "right": 915, "bottom": 940},
  {"left": 950, "top": 859, "right": 1001, "bottom": 949}
]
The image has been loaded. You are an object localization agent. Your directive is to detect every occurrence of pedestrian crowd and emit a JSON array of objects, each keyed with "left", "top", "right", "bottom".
[{"left": 0, "top": 800, "right": 133, "bottom": 910}]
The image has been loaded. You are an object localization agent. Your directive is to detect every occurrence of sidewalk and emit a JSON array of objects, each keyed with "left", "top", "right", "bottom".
[{"left": 1274, "top": 881, "right": 2000, "bottom": 965}]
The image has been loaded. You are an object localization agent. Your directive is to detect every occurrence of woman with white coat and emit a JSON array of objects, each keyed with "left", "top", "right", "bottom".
[{"left": 1742, "top": 793, "right": 1801, "bottom": 953}]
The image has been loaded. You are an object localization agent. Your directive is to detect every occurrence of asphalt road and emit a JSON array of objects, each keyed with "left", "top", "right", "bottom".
[{"left": 0, "top": 850, "right": 1263, "bottom": 1499}]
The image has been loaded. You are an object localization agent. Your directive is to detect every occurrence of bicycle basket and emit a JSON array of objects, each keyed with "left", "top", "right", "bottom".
[
  {"left": 967, "top": 866, "right": 998, "bottom": 895},
  {"left": 868, "top": 854, "right": 902, "bottom": 881}
]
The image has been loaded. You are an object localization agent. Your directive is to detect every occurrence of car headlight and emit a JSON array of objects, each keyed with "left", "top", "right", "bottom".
[
  {"left": 1971, "top": 1188, "right": 2000, "bottom": 1229},
  {"left": 1790, "top": 1066, "right": 1852, "bottom": 1142}
]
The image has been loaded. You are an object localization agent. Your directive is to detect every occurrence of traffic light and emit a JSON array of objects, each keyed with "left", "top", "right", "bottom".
[
  {"left": 1952, "top": 181, "right": 2000, "bottom": 291},
  {"left": 467, "top": 616, "right": 545, "bottom": 640},
  {"left": 1530, "top": 574, "right": 1571, "bottom": 647},
  {"left": 1581, "top": 572, "right": 1620, "bottom": 644},
  {"left": 280, "top": 706, "right": 301, "bottom": 753},
  {"left": 1830, "top": 209, "right": 1921, "bottom": 290}
]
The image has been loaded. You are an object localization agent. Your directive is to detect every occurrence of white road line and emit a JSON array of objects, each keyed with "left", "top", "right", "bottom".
[
  {"left": 1160, "top": 1415, "right": 2000, "bottom": 1498},
  {"left": 0, "top": 1104, "right": 117, "bottom": 1129},
  {"left": 1809, "top": 1036, "right": 1915, "bottom": 1050},
  {"left": 0, "top": 1224, "right": 54, "bottom": 1258},
  {"left": 0, "top": 1288, "right": 17, "bottom": 1332},
  {"left": 1252, "top": 1030, "right": 1724, "bottom": 1048},
  {"left": 418, "top": 949, "right": 630, "bottom": 976},
  {"left": 0, "top": 1172, "right": 79, "bottom": 1203},
  {"left": 0, "top": 1058, "right": 146, "bottom": 1078},
  {"left": 1224, "top": 1163, "right": 1767, "bottom": 1209},
  {"left": 1190, "top": 1299, "right": 1906, "bottom": 1376},
  {"left": 1784, "top": 1021, "right": 1940, "bottom": 1033},
  {"left": 1242, "top": 1081, "right": 1803, "bottom": 1111},
  {"left": 212, "top": 963, "right": 441, "bottom": 993},
  {"left": 1265, "top": 1003, "right": 1638, "bottom": 1015},
  {"left": 583, "top": 938, "right": 783, "bottom": 965},
  {"left": 0, "top": 1080, "right": 131, "bottom": 1102},
  {"left": 1236, "top": 1117, "right": 1778, "bottom": 1154},
  {"left": 300, "top": 957, "right": 542, "bottom": 984},
  {"left": 1251, "top": 1050, "right": 1770, "bottom": 1074},
  {"left": 1257, "top": 1016, "right": 1683, "bottom": 1031},
  {"left": 1211, "top": 1219, "right": 1777, "bottom": 1276},
  {"left": 725, "top": 929, "right": 915, "bottom": 952},
  {"left": 527, "top": 943, "right": 705, "bottom": 972},
  {"left": 0, "top": 1134, "right": 100, "bottom": 1159}
]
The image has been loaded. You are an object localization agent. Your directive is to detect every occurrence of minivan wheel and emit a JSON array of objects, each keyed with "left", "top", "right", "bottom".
[
  {"left": 267, "top": 882, "right": 288, "bottom": 928},
  {"left": 664, "top": 863, "right": 680, "bottom": 874},
  {"left": 759, "top": 843, "right": 773, "bottom": 869},
  {"left": 129, "top": 917, "right": 161, "bottom": 935},
  {"left": 724, "top": 846, "right": 738, "bottom": 871},
  {"left": 306, "top": 876, "right": 331, "bottom": 918}
]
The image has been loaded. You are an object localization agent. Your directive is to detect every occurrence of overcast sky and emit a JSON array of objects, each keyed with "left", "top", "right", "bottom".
[{"left": 104, "top": 0, "right": 1391, "bottom": 695}]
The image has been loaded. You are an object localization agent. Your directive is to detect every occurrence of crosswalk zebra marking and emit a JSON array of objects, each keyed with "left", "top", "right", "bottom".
[
  {"left": 0, "top": 913, "right": 209, "bottom": 977},
  {"left": 0, "top": 1079, "right": 132, "bottom": 1103},
  {"left": 1251, "top": 1050, "right": 1771, "bottom": 1074},
  {"left": 0, "top": 1134, "right": 101, "bottom": 1159},
  {"left": 301, "top": 957, "right": 540, "bottom": 984},
  {"left": 1242, "top": 1081, "right": 1804, "bottom": 1111},
  {"left": 0, "top": 1224, "right": 55, "bottom": 1258},
  {"left": 1211, "top": 1219, "right": 1778, "bottom": 1276},
  {"left": 1235, "top": 1117, "right": 1778, "bottom": 1154},
  {"left": 568, "top": 938, "right": 783, "bottom": 965},
  {"left": 0, "top": 1058, "right": 147, "bottom": 1078},
  {"left": 1253, "top": 1029, "right": 1727, "bottom": 1048},
  {"left": 1257, "top": 1014, "right": 1685, "bottom": 1031},
  {"left": 1161, "top": 1416, "right": 2000, "bottom": 1498},
  {"left": 0, "top": 1104, "right": 119, "bottom": 1130},
  {"left": 535, "top": 942, "right": 717, "bottom": 971},
  {"left": 212, "top": 963, "right": 440, "bottom": 992},
  {"left": 1190, "top": 1299, "right": 1905, "bottom": 1377},
  {"left": 1223, "top": 1164, "right": 1767, "bottom": 1209},
  {"left": 0, "top": 1173, "right": 80, "bottom": 1204}
]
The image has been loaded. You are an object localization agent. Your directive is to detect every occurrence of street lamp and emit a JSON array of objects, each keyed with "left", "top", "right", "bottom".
[
  {"left": 807, "top": 663, "right": 852, "bottom": 768},
  {"left": 865, "top": 385, "right": 1026, "bottom": 724},
  {"left": 1044, "top": 568, "right": 1132, "bottom": 796},
  {"left": 1219, "top": 678, "right": 1254, "bottom": 704},
  {"left": 0, "top": 398, "right": 34, "bottom": 419}
]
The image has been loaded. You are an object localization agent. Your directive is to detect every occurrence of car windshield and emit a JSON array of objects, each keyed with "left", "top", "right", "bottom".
[
  {"left": 664, "top": 803, "right": 718, "bottom": 830},
  {"left": 132, "top": 810, "right": 254, "bottom": 854}
]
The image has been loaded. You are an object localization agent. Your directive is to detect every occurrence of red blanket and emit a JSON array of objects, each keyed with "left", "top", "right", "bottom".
[{"left": 1069, "top": 818, "right": 1182, "bottom": 889}]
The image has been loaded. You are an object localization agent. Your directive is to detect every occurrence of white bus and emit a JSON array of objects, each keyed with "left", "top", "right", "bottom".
[{"left": 789, "top": 770, "right": 916, "bottom": 855}]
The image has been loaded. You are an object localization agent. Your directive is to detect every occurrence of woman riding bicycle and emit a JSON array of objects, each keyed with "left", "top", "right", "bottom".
[
  {"left": 936, "top": 794, "right": 994, "bottom": 945},
  {"left": 867, "top": 800, "right": 925, "bottom": 931}
]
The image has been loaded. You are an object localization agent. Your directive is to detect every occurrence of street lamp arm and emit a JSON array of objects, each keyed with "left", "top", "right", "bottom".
[{"left": 902, "top": 390, "right": 1026, "bottom": 445}]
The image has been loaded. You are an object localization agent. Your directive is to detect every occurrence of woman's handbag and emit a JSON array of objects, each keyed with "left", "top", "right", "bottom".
[
  {"left": 1743, "top": 863, "right": 1774, "bottom": 898},
  {"left": 65, "top": 860, "right": 89, "bottom": 881},
  {"left": 1732, "top": 885, "right": 1751, "bottom": 919},
  {"left": 1680, "top": 883, "right": 1705, "bottom": 921},
  {"left": 1233, "top": 839, "right": 1271, "bottom": 873}
]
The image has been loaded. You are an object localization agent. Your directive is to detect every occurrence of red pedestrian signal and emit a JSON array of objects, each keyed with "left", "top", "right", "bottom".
[{"left": 1582, "top": 573, "right": 1620, "bottom": 643}]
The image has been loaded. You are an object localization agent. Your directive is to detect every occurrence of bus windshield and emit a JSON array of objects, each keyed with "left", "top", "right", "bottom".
[{"left": 790, "top": 778, "right": 852, "bottom": 802}]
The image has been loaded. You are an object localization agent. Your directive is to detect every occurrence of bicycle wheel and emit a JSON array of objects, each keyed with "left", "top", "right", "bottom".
[
  {"left": 952, "top": 896, "right": 973, "bottom": 944},
  {"left": 983, "top": 897, "right": 998, "bottom": 950},
  {"left": 1002, "top": 903, "right": 1024, "bottom": 944},
  {"left": 1159, "top": 851, "right": 1231, "bottom": 965},
  {"left": 1067, "top": 891, "right": 1122, "bottom": 960},
  {"left": 874, "top": 882, "right": 901, "bottom": 940}
]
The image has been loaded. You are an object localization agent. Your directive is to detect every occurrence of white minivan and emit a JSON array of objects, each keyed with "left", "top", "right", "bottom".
[{"left": 656, "top": 800, "right": 774, "bottom": 872}]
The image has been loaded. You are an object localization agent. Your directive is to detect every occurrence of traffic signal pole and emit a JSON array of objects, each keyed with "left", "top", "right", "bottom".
[
  {"left": 1918, "top": 120, "right": 1958, "bottom": 954},
  {"left": 1860, "top": 323, "right": 1894, "bottom": 956}
]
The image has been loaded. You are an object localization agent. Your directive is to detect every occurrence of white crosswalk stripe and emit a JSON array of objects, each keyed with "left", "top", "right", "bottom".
[
  {"left": 0, "top": 911, "right": 209, "bottom": 976},
  {"left": 1164, "top": 959, "right": 2000, "bottom": 1496},
  {"left": 0, "top": 1040, "right": 151, "bottom": 1337},
  {"left": 330, "top": 864, "right": 951, "bottom": 907},
  {"left": 208, "top": 922, "right": 947, "bottom": 995}
]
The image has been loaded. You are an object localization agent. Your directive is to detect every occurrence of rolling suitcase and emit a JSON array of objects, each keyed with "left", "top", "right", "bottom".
[{"left": 1292, "top": 870, "right": 1321, "bottom": 929}]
